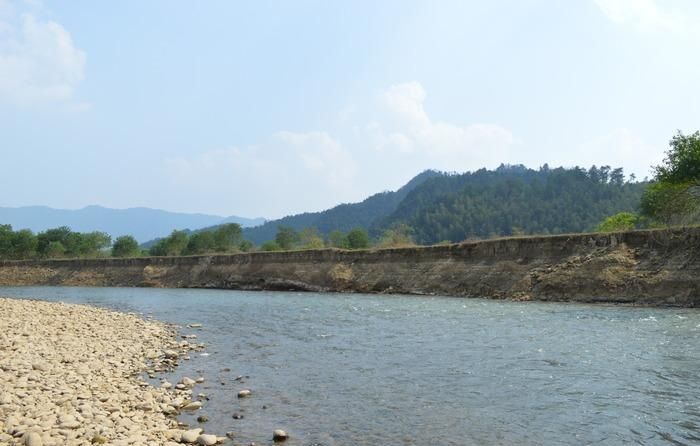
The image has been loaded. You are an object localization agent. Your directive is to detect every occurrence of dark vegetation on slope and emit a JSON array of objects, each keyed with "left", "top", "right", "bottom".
[{"left": 374, "top": 164, "right": 646, "bottom": 244}]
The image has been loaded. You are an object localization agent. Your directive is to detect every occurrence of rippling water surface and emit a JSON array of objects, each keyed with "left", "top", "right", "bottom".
[{"left": 2, "top": 286, "right": 700, "bottom": 446}]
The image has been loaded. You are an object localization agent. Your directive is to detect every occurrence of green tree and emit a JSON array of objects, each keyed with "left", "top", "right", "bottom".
[
  {"left": 37, "top": 226, "right": 72, "bottom": 256},
  {"left": 11, "top": 229, "right": 38, "bottom": 259},
  {"left": 238, "top": 240, "right": 254, "bottom": 252},
  {"left": 112, "top": 235, "right": 140, "bottom": 257},
  {"left": 184, "top": 231, "right": 216, "bottom": 255},
  {"left": 0, "top": 225, "right": 13, "bottom": 258},
  {"left": 641, "top": 130, "right": 700, "bottom": 224},
  {"left": 150, "top": 230, "right": 189, "bottom": 256},
  {"left": 653, "top": 131, "right": 700, "bottom": 183},
  {"left": 275, "top": 226, "right": 299, "bottom": 250},
  {"left": 299, "top": 227, "right": 324, "bottom": 250},
  {"left": 595, "top": 212, "right": 639, "bottom": 232},
  {"left": 261, "top": 240, "right": 282, "bottom": 251},
  {"left": 327, "top": 230, "right": 348, "bottom": 248},
  {"left": 378, "top": 223, "right": 415, "bottom": 248},
  {"left": 78, "top": 231, "right": 112, "bottom": 257},
  {"left": 346, "top": 228, "right": 370, "bottom": 249},
  {"left": 46, "top": 241, "right": 66, "bottom": 258},
  {"left": 213, "top": 223, "right": 243, "bottom": 252}
]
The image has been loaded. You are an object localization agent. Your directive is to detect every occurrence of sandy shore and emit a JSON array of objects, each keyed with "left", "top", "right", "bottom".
[{"left": 0, "top": 297, "right": 223, "bottom": 446}]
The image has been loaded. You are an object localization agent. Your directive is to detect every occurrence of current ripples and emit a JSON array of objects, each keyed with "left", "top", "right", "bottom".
[{"left": 1, "top": 286, "right": 700, "bottom": 445}]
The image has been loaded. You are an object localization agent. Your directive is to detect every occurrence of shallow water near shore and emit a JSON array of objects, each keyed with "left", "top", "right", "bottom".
[{"left": 2, "top": 286, "right": 700, "bottom": 445}]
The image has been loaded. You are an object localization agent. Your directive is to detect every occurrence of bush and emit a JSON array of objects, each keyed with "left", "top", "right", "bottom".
[
  {"left": 595, "top": 212, "right": 639, "bottom": 232},
  {"left": 112, "top": 235, "right": 140, "bottom": 257}
]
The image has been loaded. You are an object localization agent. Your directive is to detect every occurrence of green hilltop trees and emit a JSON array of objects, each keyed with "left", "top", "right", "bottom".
[
  {"left": 640, "top": 131, "right": 700, "bottom": 225},
  {"left": 594, "top": 130, "right": 700, "bottom": 232}
]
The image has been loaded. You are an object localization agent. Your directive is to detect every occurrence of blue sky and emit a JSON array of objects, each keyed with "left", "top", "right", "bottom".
[{"left": 1, "top": 0, "right": 698, "bottom": 218}]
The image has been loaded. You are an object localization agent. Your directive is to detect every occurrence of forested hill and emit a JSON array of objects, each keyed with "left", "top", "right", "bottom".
[
  {"left": 242, "top": 170, "right": 442, "bottom": 245},
  {"left": 374, "top": 164, "right": 646, "bottom": 244}
]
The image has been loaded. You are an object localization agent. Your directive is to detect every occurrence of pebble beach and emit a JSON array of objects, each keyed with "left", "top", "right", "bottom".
[{"left": 0, "top": 297, "right": 224, "bottom": 446}]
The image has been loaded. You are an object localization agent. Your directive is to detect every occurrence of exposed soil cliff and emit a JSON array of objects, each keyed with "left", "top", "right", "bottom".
[{"left": 1, "top": 228, "right": 699, "bottom": 306}]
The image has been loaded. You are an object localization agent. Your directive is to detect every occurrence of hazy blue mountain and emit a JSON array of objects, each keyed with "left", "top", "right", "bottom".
[
  {"left": 241, "top": 170, "right": 442, "bottom": 245},
  {"left": 0, "top": 205, "right": 265, "bottom": 242}
]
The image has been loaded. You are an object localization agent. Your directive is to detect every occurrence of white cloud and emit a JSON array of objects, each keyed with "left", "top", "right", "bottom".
[
  {"left": 274, "top": 131, "right": 356, "bottom": 187},
  {"left": 372, "top": 81, "right": 516, "bottom": 169},
  {"left": 0, "top": 10, "right": 86, "bottom": 106},
  {"left": 163, "top": 132, "right": 357, "bottom": 217},
  {"left": 551, "top": 128, "right": 661, "bottom": 179},
  {"left": 593, "top": 0, "right": 699, "bottom": 41},
  {"left": 162, "top": 81, "right": 518, "bottom": 216}
]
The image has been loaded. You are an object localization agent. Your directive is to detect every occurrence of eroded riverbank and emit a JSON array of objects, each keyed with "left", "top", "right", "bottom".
[
  {"left": 0, "top": 297, "right": 225, "bottom": 446},
  {"left": 1, "top": 228, "right": 700, "bottom": 306}
]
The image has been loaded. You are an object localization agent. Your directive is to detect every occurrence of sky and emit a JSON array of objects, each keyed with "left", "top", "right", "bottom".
[{"left": 1, "top": 0, "right": 699, "bottom": 219}]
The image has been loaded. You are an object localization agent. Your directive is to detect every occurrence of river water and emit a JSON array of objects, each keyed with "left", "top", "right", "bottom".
[{"left": 2, "top": 286, "right": 700, "bottom": 446}]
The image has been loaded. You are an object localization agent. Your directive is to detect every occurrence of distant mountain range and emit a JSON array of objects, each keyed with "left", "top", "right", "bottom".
[
  {"left": 3, "top": 164, "right": 647, "bottom": 248},
  {"left": 0, "top": 205, "right": 265, "bottom": 242}
]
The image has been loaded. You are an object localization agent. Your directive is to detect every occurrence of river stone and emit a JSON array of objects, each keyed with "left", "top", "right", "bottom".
[
  {"left": 91, "top": 434, "right": 108, "bottom": 444},
  {"left": 22, "top": 432, "right": 43, "bottom": 446},
  {"left": 180, "top": 429, "right": 202, "bottom": 443},
  {"left": 31, "top": 363, "right": 48, "bottom": 372},
  {"left": 273, "top": 429, "right": 289, "bottom": 442},
  {"left": 163, "top": 349, "right": 179, "bottom": 359},
  {"left": 182, "top": 401, "right": 202, "bottom": 410},
  {"left": 237, "top": 389, "right": 252, "bottom": 398},
  {"left": 196, "top": 434, "right": 217, "bottom": 445}
]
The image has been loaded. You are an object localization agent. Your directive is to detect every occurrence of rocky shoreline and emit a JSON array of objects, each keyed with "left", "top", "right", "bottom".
[{"left": 0, "top": 297, "right": 226, "bottom": 446}]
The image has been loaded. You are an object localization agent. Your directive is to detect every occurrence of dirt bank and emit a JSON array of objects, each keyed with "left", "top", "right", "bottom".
[{"left": 1, "top": 228, "right": 699, "bottom": 306}]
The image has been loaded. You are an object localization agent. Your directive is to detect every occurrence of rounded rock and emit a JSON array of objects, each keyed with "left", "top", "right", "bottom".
[
  {"left": 196, "top": 434, "right": 217, "bottom": 446},
  {"left": 180, "top": 429, "right": 202, "bottom": 443},
  {"left": 237, "top": 389, "right": 252, "bottom": 398},
  {"left": 273, "top": 429, "right": 289, "bottom": 442},
  {"left": 182, "top": 401, "right": 203, "bottom": 411},
  {"left": 22, "top": 432, "right": 43, "bottom": 446}
]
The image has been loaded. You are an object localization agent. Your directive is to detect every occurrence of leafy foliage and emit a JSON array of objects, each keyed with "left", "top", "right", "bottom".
[
  {"left": 377, "top": 223, "right": 415, "bottom": 248},
  {"left": 595, "top": 212, "right": 639, "bottom": 232},
  {"left": 111, "top": 235, "right": 140, "bottom": 257},
  {"left": 374, "top": 164, "right": 645, "bottom": 244},
  {"left": 0, "top": 225, "right": 111, "bottom": 259},
  {"left": 149, "top": 230, "right": 189, "bottom": 256},
  {"left": 150, "top": 223, "right": 249, "bottom": 256},
  {"left": 346, "top": 228, "right": 370, "bottom": 249},
  {"left": 275, "top": 226, "right": 300, "bottom": 250},
  {"left": 641, "top": 131, "right": 700, "bottom": 224},
  {"left": 653, "top": 131, "right": 700, "bottom": 184}
]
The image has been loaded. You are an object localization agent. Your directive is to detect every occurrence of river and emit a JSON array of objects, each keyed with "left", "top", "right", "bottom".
[{"left": 2, "top": 286, "right": 699, "bottom": 446}]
